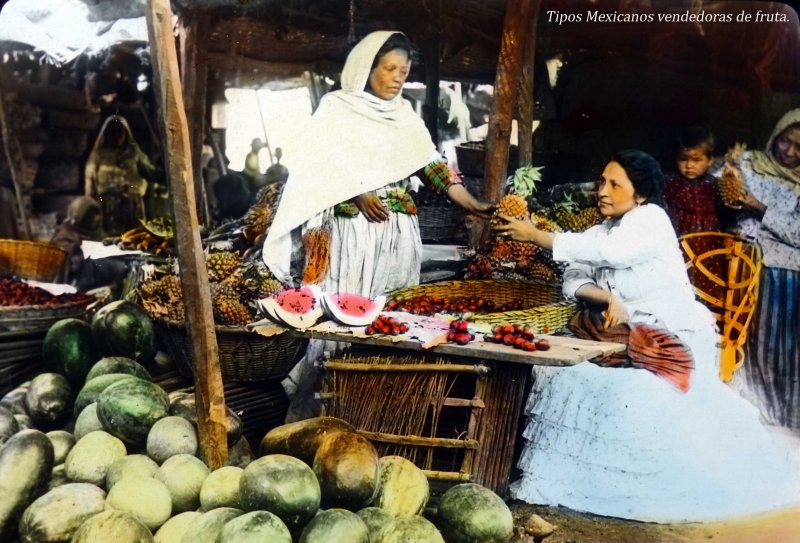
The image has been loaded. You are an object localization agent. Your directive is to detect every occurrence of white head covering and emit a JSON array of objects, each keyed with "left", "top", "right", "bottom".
[
  {"left": 263, "top": 31, "right": 435, "bottom": 282},
  {"left": 745, "top": 108, "right": 800, "bottom": 190}
]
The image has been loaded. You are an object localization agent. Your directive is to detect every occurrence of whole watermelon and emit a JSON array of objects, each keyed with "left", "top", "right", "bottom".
[
  {"left": 71, "top": 510, "right": 153, "bottom": 543},
  {"left": 437, "top": 483, "right": 514, "bottom": 543},
  {"left": 97, "top": 378, "right": 169, "bottom": 447},
  {"left": 91, "top": 301, "right": 155, "bottom": 364},
  {"left": 298, "top": 509, "right": 369, "bottom": 543},
  {"left": 42, "top": 318, "right": 97, "bottom": 386}
]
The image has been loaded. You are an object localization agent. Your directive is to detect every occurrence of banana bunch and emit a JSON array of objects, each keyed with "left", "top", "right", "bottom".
[{"left": 118, "top": 226, "right": 172, "bottom": 256}]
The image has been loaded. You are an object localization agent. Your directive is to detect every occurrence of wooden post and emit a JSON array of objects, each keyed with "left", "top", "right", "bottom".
[
  {"left": 0, "top": 82, "right": 32, "bottom": 239},
  {"left": 179, "top": 13, "right": 210, "bottom": 224},
  {"left": 423, "top": 31, "right": 441, "bottom": 148},
  {"left": 516, "top": 1, "right": 540, "bottom": 167},
  {"left": 473, "top": 0, "right": 534, "bottom": 248},
  {"left": 146, "top": 0, "right": 228, "bottom": 468}
]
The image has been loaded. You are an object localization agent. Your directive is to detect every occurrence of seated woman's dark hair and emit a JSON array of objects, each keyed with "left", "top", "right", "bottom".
[
  {"left": 611, "top": 149, "right": 667, "bottom": 208},
  {"left": 371, "top": 33, "right": 414, "bottom": 68}
]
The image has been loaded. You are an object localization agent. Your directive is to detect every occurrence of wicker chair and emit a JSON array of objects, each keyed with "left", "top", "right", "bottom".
[{"left": 680, "top": 232, "right": 762, "bottom": 382}]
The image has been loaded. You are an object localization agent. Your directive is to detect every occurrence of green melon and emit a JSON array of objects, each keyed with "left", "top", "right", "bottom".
[
  {"left": 146, "top": 416, "right": 198, "bottom": 463},
  {"left": 42, "top": 318, "right": 97, "bottom": 387},
  {"left": 18, "top": 483, "right": 105, "bottom": 543},
  {"left": 0, "top": 406, "right": 19, "bottom": 447},
  {"left": 106, "top": 475, "right": 172, "bottom": 531},
  {"left": 178, "top": 507, "right": 242, "bottom": 543},
  {"left": 106, "top": 454, "right": 159, "bottom": 489},
  {"left": 85, "top": 356, "right": 152, "bottom": 382},
  {"left": 14, "top": 413, "right": 33, "bottom": 431},
  {"left": 372, "top": 455, "right": 429, "bottom": 517},
  {"left": 225, "top": 436, "right": 254, "bottom": 469},
  {"left": 357, "top": 507, "right": 396, "bottom": 541},
  {"left": 313, "top": 431, "right": 380, "bottom": 510},
  {"left": 47, "top": 464, "right": 68, "bottom": 491},
  {"left": 437, "top": 483, "right": 514, "bottom": 543},
  {"left": 239, "top": 454, "right": 320, "bottom": 532},
  {"left": 156, "top": 454, "right": 210, "bottom": 513},
  {"left": 153, "top": 511, "right": 201, "bottom": 543},
  {"left": 199, "top": 466, "right": 243, "bottom": 511},
  {"left": 97, "top": 377, "right": 169, "bottom": 446},
  {"left": 168, "top": 392, "right": 242, "bottom": 447},
  {"left": 299, "top": 508, "right": 369, "bottom": 543},
  {"left": 73, "top": 373, "right": 137, "bottom": 417},
  {"left": 259, "top": 416, "right": 355, "bottom": 465},
  {"left": 74, "top": 403, "right": 104, "bottom": 440},
  {"left": 91, "top": 300, "right": 156, "bottom": 364},
  {"left": 64, "top": 430, "right": 127, "bottom": 486},
  {"left": 376, "top": 516, "right": 445, "bottom": 543},
  {"left": 1, "top": 385, "right": 30, "bottom": 415},
  {"left": 217, "top": 510, "right": 292, "bottom": 543},
  {"left": 71, "top": 510, "right": 153, "bottom": 542},
  {"left": 46, "top": 430, "right": 75, "bottom": 465},
  {"left": 24, "top": 373, "right": 73, "bottom": 430}
]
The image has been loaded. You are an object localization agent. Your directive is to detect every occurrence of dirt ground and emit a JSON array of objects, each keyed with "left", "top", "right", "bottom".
[{"left": 510, "top": 502, "right": 800, "bottom": 543}]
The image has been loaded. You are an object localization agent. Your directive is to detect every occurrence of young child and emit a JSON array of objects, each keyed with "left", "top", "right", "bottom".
[{"left": 663, "top": 126, "right": 721, "bottom": 235}]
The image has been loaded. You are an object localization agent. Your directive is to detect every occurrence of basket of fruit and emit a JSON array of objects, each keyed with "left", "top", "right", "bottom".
[
  {"left": 387, "top": 279, "right": 575, "bottom": 333},
  {"left": 0, "top": 239, "right": 67, "bottom": 282},
  {"left": 0, "top": 276, "right": 93, "bottom": 333}
]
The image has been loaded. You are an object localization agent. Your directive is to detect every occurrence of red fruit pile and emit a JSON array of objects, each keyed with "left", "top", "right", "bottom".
[
  {"left": 365, "top": 315, "right": 409, "bottom": 336},
  {"left": 483, "top": 324, "right": 551, "bottom": 352},
  {"left": 385, "top": 295, "right": 524, "bottom": 316},
  {"left": 446, "top": 319, "right": 475, "bottom": 345}
]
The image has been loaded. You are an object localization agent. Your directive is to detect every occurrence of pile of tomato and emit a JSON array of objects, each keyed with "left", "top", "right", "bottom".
[
  {"left": 483, "top": 323, "right": 551, "bottom": 352},
  {"left": 365, "top": 315, "right": 409, "bottom": 336}
]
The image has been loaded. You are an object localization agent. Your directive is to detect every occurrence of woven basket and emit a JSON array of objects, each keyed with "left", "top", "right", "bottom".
[
  {"left": 0, "top": 240, "right": 67, "bottom": 282},
  {"left": 0, "top": 328, "right": 47, "bottom": 397},
  {"left": 417, "top": 206, "right": 465, "bottom": 243},
  {"left": 455, "top": 142, "right": 519, "bottom": 177},
  {"left": 0, "top": 299, "right": 91, "bottom": 333},
  {"left": 390, "top": 279, "right": 575, "bottom": 333},
  {"left": 156, "top": 320, "right": 308, "bottom": 382}
]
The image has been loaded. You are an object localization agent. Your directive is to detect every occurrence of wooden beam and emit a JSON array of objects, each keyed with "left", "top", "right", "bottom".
[
  {"left": 0, "top": 84, "right": 32, "bottom": 239},
  {"left": 146, "top": 0, "right": 228, "bottom": 469},
  {"left": 423, "top": 29, "right": 441, "bottom": 147},
  {"left": 474, "top": 0, "right": 534, "bottom": 248},
  {"left": 516, "top": 1, "right": 541, "bottom": 167},
  {"left": 180, "top": 13, "right": 210, "bottom": 224},
  {"left": 357, "top": 430, "right": 480, "bottom": 450}
]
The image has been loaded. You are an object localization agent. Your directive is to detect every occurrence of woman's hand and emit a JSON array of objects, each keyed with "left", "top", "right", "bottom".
[
  {"left": 354, "top": 192, "right": 389, "bottom": 222},
  {"left": 446, "top": 184, "right": 495, "bottom": 219},
  {"left": 603, "top": 292, "right": 630, "bottom": 328},
  {"left": 493, "top": 215, "right": 555, "bottom": 250}
]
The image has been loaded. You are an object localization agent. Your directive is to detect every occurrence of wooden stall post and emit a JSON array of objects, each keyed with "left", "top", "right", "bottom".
[
  {"left": 473, "top": 0, "right": 534, "bottom": 248},
  {"left": 146, "top": 0, "right": 228, "bottom": 468},
  {"left": 516, "top": 2, "right": 540, "bottom": 168}
]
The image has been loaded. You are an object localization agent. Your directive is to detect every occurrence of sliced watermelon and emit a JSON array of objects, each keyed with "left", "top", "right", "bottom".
[
  {"left": 321, "top": 292, "right": 386, "bottom": 327},
  {"left": 260, "top": 286, "right": 324, "bottom": 329}
]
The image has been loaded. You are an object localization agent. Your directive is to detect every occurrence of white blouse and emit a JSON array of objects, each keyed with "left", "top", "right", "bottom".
[{"left": 553, "top": 204, "right": 713, "bottom": 334}]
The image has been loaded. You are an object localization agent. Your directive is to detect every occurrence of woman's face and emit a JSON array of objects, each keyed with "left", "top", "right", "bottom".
[
  {"left": 368, "top": 48, "right": 410, "bottom": 100},
  {"left": 596, "top": 161, "right": 644, "bottom": 219},
  {"left": 773, "top": 125, "right": 800, "bottom": 169}
]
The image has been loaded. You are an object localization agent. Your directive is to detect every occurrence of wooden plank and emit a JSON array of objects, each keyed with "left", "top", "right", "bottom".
[
  {"left": 146, "top": 0, "right": 228, "bottom": 469},
  {"left": 358, "top": 430, "right": 479, "bottom": 450},
  {"left": 515, "top": 1, "right": 540, "bottom": 167},
  {"left": 323, "top": 361, "right": 491, "bottom": 374},
  {"left": 423, "top": 470, "right": 472, "bottom": 482},
  {"left": 301, "top": 328, "right": 625, "bottom": 366}
]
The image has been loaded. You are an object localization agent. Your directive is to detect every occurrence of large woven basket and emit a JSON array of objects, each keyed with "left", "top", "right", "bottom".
[
  {"left": 390, "top": 279, "right": 575, "bottom": 333},
  {"left": 417, "top": 206, "right": 465, "bottom": 243},
  {"left": 156, "top": 320, "right": 308, "bottom": 382},
  {"left": 0, "top": 239, "right": 67, "bottom": 282},
  {"left": 0, "top": 299, "right": 91, "bottom": 334}
]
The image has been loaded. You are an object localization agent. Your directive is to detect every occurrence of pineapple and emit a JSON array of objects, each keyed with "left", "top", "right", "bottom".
[
  {"left": 492, "top": 165, "right": 544, "bottom": 260},
  {"left": 239, "top": 262, "right": 284, "bottom": 300},
  {"left": 206, "top": 251, "right": 241, "bottom": 282},
  {"left": 553, "top": 194, "right": 601, "bottom": 232},
  {"left": 531, "top": 211, "right": 562, "bottom": 233},
  {"left": 138, "top": 274, "right": 185, "bottom": 322},
  {"left": 718, "top": 143, "right": 747, "bottom": 206},
  {"left": 213, "top": 295, "right": 252, "bottom": 326},
  {"left": 243, "top": 183, "right": 283, "bottom": 241}
]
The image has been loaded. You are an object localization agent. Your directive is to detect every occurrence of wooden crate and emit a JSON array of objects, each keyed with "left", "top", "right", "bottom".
[{"left": 320, "top": 350, "right": 529, "bottom": 494}]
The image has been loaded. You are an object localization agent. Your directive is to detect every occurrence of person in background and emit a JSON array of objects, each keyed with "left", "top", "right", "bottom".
[
  {"left": 212, "top": 172, "right": 254, "bottom": 222},
  {"left": 726, "top": 108, "right": 800, "bottom": 431},
  {"left": 85, "top": 115, "right": 158, "bottom": 236},
  {"left": 264, "top": 147, "right": 289, "bottom": 186},
  {"left": 493, "top": 149, "right": 800, "bottom": 522},
  {"left": 243, "top": 137, "right": 266, "bottom": 192}
]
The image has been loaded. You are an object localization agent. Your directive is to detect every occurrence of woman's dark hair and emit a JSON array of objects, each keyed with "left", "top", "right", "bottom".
[
  {"left": 370, "top": 33, "right": 414, "bottom": 69},
  {"left": 676, "top": 126, "right": 715, "bottom": 157},
  {"left": 610, "top": 149, "right": 667, "bottom": 208}
]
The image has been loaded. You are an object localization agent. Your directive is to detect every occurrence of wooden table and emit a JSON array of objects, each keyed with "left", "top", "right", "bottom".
[{"left": 276, "top": 323, "right": 625, "bottom": 495}]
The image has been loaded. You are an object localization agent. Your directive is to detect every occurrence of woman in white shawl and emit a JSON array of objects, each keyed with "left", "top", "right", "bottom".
[
  {"left": 263, "top": 31, "right": 491, "bottom": 298},
  {"left": 727, "top": 109, "right": 800, "bottom": 430}
]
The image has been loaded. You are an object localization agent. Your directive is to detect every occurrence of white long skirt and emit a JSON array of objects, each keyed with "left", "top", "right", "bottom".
[
  {"left": 324, "top": 211, "right": 422, "bottom": 298},
  {"left": 510, "top": 325, "right": 800, "bottom": 522}
]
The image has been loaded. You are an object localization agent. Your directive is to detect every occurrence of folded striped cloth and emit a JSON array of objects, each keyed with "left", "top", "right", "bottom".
[{"left": 569, "top": 310, "right": 694, "bottom": 392}]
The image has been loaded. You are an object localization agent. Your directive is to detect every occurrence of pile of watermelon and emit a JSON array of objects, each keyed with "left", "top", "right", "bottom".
[{"left": 0, "top": 300, "right": 515, "bottom": 543}]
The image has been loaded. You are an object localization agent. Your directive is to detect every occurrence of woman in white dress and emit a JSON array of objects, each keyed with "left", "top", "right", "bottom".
[{"left": 495, "top": 149, "right": 800, "bottom": 522}]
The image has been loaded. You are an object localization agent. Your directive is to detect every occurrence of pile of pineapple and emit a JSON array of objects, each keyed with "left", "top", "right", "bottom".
[
  {"left": 137, "top": 251, "right": 284, "bottom": 326},
  {"left": 467, "top": 166, "right": 601, "bottom": 283}
]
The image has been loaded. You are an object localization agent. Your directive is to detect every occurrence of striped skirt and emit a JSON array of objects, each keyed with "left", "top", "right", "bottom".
[{"left": 741, "top": 267, "right": 800, "bottom": 429}]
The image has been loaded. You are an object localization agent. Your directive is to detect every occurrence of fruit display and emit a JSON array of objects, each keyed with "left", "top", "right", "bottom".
[
  {"left": 365, "top": 315, "right": 409, "bottom": 336},
  {"left": 260, "top": 285, "right": 324, "bottom": 329},
  {"left": 0, "top": 277, "right": 92, "bottom": 307},
  {"left": 116, "top": 220, "right": 173, "bottom": 256},
  {"left": 718, "top": 142, "right": 747, "bottom": 205},
  {"left": 322, "top": 292, "right": 387, "bottom": 327},
  {"left": 446, "top": 319, "right": 475, "bottom": 345},
  {"left": 386, "top": 295, "right": 524, "bottom": 315},
  {"left": 483, "top": 323, "right": 551, "bottom": 352}
]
